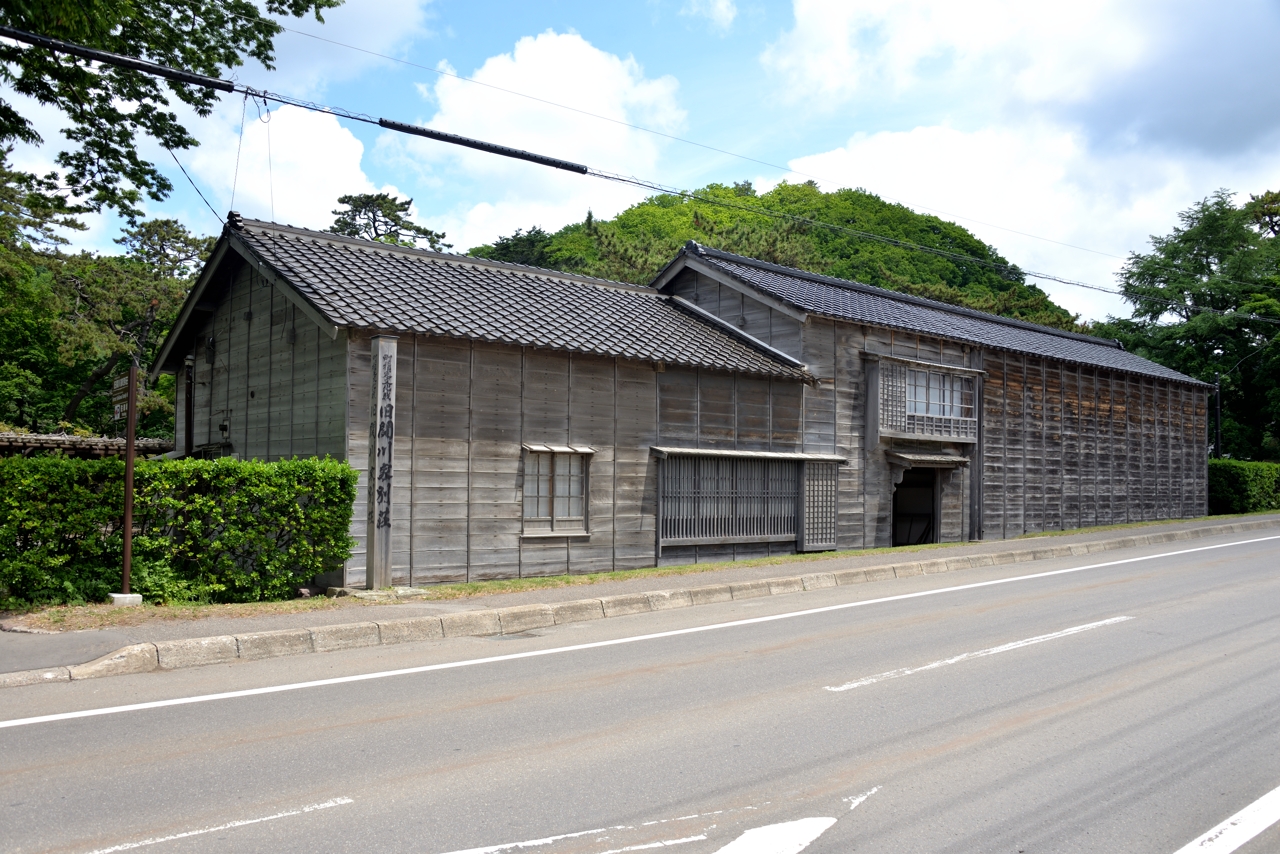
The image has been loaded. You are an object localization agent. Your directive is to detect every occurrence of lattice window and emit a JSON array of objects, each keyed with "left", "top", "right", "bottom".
[
  {"left": 879, "top": 361, "right": 908, "bottom": 432},
  {"left": 524, "top": 452, "right": 588, "bottom": 533},
  {"left": 659, "top": 456, "right": 839, "bottom": 552},
  {"left": 660, "top": 456, "right": 799, "bottom": 545},
  {"left": 879, "top": 363, "right": 978, "bottom": 440}
]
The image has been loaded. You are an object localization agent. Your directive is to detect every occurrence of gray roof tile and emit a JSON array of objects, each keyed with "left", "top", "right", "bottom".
[
  {"left": 229, "top": 220, "right": 808, "bottom": 380},
  {"left": 684, "top": 244, "right": 1204, "bottom": 385}
]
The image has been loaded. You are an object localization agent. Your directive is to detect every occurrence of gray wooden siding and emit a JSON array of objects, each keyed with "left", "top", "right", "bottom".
[
  {"left": 187, "top": 264, "right": 347, "bottom": 460},
  {"left": 672, "top": 270, "right": 804, "bottom": 355},
  {"left": 653, "top": 363, "right": 811, "bottom": 566},
  {"left": 345, "top": 335, "right": 677, "bottom": 585},
  {"left": 981, "top": 352, "right": 1207, "bottom": 537},
  {"left": 850, "top": 325, "right": 975, "bottom": 547}
]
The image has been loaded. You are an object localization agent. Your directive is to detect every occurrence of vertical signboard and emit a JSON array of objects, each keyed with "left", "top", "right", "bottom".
[
  {"left": 366, "top": 335, "right": 398, "bottom": 589},
  {"left": 111, "top": 374, "right": 131, "bottom": 422}
]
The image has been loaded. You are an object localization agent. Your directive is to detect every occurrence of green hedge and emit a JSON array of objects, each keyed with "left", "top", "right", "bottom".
[
  {"left": 1207, "top": 459, "right": 1280, "bottom": 515},
  {"left": 0, "top": 456, "right": 357, "bottom": 607}
]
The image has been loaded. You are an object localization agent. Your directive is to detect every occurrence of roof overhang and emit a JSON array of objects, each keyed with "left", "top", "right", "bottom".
[
  {"left": 651, "top": 250, "right": 809, "bottom": 324},
  {"left": 669, "top": 295, "right": 808, "bottom": 371},
  {"left": 886, "top": 452, "right": 969, "bottom": 468},
  {"left": 651, "top": 446, "right": 847, "bottom": 463}
]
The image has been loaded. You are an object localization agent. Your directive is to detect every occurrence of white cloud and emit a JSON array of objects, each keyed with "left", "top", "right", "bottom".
[
  {"left": 242, "top": 0, "right": 435, "bottom": 96},
  {"left": 378, "top": 30, "right": 685, "bottom": 251},
  {"left": 761, "top": 0, "right": 1153, "bottom": 109},
  {"left": 185, "top": 104, "right": 396, "bottom": 231},
  {"left": 755, "top": 0, "right": 1280, "bottom": 323},
  {"left": 784, "top": 122, "right": 1280, "bottom": 321},
  {"left": 681, "top": 0, "right": 738, "bottom": 30}
]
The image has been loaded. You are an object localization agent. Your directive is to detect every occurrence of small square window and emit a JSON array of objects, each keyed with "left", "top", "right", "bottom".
[{"left": 524, "top": 452, "right": 589, "bottom": 533}]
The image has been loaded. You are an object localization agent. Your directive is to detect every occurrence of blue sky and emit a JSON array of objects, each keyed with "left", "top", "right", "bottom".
[{"left": 13, "top": 0, "right": 1280, "bottom": 321}]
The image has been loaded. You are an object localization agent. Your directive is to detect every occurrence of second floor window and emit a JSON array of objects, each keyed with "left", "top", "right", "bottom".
[{"left": 908, "top": 370, "right": 975, "bottom": 419}]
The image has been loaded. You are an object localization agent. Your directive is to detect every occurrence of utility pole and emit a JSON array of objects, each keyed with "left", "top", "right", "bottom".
[{"left": 110, "top": 357, "right": 142, "bottom": 606}]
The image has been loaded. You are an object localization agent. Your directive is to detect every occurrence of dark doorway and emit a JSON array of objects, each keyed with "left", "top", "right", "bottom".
[{"left": 893, "top": 467, "right": 936, "bottom": 546}]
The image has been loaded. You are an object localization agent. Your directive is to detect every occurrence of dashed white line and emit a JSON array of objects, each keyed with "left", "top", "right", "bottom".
[
  {"left": 1172, "top": 784, "right": 1280, "bottom": 854},
  {"left": 825, "top": 616, "right": 1133, "bottom": 692},
  {"left": 438, "top": 804, "right": 766, "bottom": 854},
  {"left": 843, "top": 787, "right": 880, "bottom": 810},
  {"left": 79, "top": 797, "right": 353, "bottom": 854},
  {"left": 439, "top": 826, "right": 619, "bottom": 854},
  {"left": 2, "top": 535, "right": 1275, "bottom": 731}
]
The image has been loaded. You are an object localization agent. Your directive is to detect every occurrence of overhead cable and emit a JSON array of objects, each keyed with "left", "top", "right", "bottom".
[{"left": 5, "top": 23, "right": 1277, "bottom": 327}]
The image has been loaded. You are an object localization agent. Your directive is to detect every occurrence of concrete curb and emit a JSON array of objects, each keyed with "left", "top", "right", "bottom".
[{"left": 4, "top": 518, "right": 1277, "bottom": 688}]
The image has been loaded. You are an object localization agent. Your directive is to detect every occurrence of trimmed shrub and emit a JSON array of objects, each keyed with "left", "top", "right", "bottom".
[
  {"left": 0, "top": 456, "right": 357, "bottom": 607},
  {"left": 1207, "top": 459, "right": 1280, "bottom": 515}
]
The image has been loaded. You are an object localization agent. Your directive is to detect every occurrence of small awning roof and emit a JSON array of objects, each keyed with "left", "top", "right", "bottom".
[
  {"left": 651, "top": 447, "right": 846, "bottom": 463},
  {"left": 522, "top": 443, "right": 596, "bottom": 454},
  {"left": 886, "top": 452, "right": 969, "bottom": 468}
]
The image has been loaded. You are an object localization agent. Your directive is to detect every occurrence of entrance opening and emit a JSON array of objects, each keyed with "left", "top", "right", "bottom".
[{"left": 893, "top": 467, "right": 936, "bottom": 546}]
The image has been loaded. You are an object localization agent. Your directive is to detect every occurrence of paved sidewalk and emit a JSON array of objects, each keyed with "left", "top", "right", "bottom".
[{"left": 3, "top": 514, "right": 1278, "bottom": 677}]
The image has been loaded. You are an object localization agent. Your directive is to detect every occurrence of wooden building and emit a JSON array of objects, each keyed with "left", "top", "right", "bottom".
[
  {"left": 153, "top": 217, "right": 1209, "bottom": 587},
  {"left": 651, "top": 243, "right": 1211, "bottom": 548}
]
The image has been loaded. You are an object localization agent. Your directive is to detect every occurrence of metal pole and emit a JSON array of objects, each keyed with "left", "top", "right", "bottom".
[
  {"left": 122, "top": 358, "right": 138, "bottom": 595},
  {"left": 1214, "top": 372, "right": 1222, "bottom": 459},
  {"left": 184, "top": 355, "right": 195, "bottom": 457}
]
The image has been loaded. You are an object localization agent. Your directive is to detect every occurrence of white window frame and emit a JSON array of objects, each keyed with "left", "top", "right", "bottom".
[
  {"left": 907, "top": 369, "right": 975, "bottom": 419},
  {"left": 874, "top": 357, "right": 981, "bottom": 442},
  {"left": 522, "top": 444, "right": 593, "bottom": 536}
]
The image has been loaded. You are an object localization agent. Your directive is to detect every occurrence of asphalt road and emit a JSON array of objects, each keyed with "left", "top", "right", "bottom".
[{"left": 3, "top": 531, "right": 1279, "bottom": 854}]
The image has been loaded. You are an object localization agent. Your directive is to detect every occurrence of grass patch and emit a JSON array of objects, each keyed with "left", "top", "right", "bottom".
[
  {"left": 5, "top": 511, "right": 1275, "bottom": 632},
  {"left": 407, "top": 540, "right": 970, "bottom": 601},
  {"left": 382, "top": 511, "right": 1280, "bottom": 602},
  {"left": 1010, "top": 510, "right": 1280, "bottom": 540},
  {"left": 4, "top": 595, "right": 377, "bottom": 633}
]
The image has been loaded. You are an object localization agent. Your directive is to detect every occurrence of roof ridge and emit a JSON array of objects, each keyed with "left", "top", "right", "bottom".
[
  {"left": 685, "top": 241, "right": 1122, "bottom": 349},
  {"left": 230, "top": 216, "right": 656, "bottom": 295}
]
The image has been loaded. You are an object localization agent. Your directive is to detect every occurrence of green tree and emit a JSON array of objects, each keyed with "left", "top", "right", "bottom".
[
  {"left": 470, "top": 181, "right": 1081, "bottom": 330},
  {"left": 0, "top": 148, "right": 84, "bottom": 431},
  {"left": 470, "top": 226, "right": 555, "bottom": 267},
  {"left": 54, "top": 218, "right": 210, "bottom": 425},
  {"left": 0, "top": 150, "right": 210, "bottom": 435},
  {"left": 330, "top": 192, "right": 450, "bottom": 250},
  {"left": 1095, "top": 190, "right": 1280, "bottom": 460},
  {"left": 0, "top": 0, "right": 341, "bottom": 217}
]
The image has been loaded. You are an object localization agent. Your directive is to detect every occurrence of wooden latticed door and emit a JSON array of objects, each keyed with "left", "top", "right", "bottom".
[{"left": 798, "top": 460, "right": 838, "bottom": 551}]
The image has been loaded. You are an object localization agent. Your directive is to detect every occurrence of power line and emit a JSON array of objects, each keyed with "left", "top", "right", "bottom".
[
  {"left": 588, "top": 170, "right": 1280, "bottom": 326},
  {"left": 195, "top": 10, "right": 1280, "bottom": 300},
  {"left": 6, "top": 23, "right": 1278, "bottom": 328},
  {"left": 200, "top": 7, "right": 1148, "bottom": 261},
  {"left": 165, "top": 147, "right": 221, "bottom": 223}
]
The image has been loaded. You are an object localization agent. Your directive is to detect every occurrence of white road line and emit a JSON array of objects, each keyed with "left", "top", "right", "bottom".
[
  {"left": 79, "top": 797, "right": 353, "bottom": 854},
  {"left": 713, "top": 817, "right": 837, "bottom": 854},
  {"left": 438, "top": 805, "right": 763, "bottom": 854},
  {"left": 825, "top": 616, "right": 1132, "bottom": 692},
  {"left": 1172, "top": 784, "right": 1280, "bottom": 854},
  {"left": 843, "top": 786, "right": 880, "bottom": 810},
  {"left": 597, "top": 835, "right": 707, "bottom": 854},
  {"left": 2, "top": 535, "right": 1276, "bottom": 731},
  {"left": 439, "top": 826, "right": 618, "bottom": 854}
]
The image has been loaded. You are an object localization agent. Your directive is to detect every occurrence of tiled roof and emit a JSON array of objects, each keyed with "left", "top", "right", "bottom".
[
  {"left": 227, "top": 220, "right": 809, "bottom": 380},
  {"left": 682, "top": 244, "right": 1205, "bottom": 386}
]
